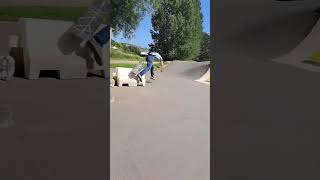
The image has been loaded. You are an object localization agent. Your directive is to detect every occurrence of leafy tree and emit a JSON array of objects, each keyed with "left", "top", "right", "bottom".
[
  {"left": 197, "top": 32, "right": 211, "bottom": 62},
  {"left": 111, "top": 0, "right": 158, "bottom": 38},
  {"left": 150, "top": 0, "right": 203, "bottom": 60}
]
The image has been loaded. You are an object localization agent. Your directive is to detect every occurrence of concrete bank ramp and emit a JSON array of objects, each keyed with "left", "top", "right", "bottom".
[
  {"left": 195, "top": 67, "right": 210, "bottom": 85},
  {"left": 216, "top": 0, "right": 320, "bottom": 60},
  {"left": 180, "top": 61, "right": 210, "bottom": 80},
  {"left": 273, "top": 16, "right": 320, "bottom": 72},
  {"left": 18, "top": 18, "right": 108, "bottom": 79}
]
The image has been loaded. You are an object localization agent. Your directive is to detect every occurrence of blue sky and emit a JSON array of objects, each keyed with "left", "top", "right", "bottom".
[{"left": 113, "top": 0, "right": 210, "bottom": 48}]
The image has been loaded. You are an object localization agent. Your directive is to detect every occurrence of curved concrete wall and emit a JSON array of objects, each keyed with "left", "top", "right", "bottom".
[
  {"left": 214, "top": 0, "right": 320, "bottom": 59},
  {"left": 214, "top": 1, "right": 320, "bottom": 179}
]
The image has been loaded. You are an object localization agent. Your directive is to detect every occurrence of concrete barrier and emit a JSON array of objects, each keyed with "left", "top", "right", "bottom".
[
  {"left": 18, "top": 18, "right": 88, "bottom": 79},
  {"left": 18, "top": 18, "right": 109, "bottom": 79},
  {"left": 115, "top": 67, "right": 145, "bottom": 87}
]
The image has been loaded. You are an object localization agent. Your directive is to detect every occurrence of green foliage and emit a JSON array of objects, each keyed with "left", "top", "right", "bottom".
[
  {"left": 111, "top": 40, "right": 123, "bottom": 48},
  {"left": 0, "top": 7, "right": 85, "bottom": 21},
  {"left": 197, "top": 32, "right": 211, "bottom": 62},
  {"left": 111, "top": 40, "right": 145, "bottom": 61},
  {"left": 111, "top": 0, "right": 152, "bottom": 38},
  {"left": 151, "top": 0, "right": 203, "bottom": 60},
  {"left": 110, "top": 0, "right": 164, "bottom": 39},
  {"left": 111, "top": 40, "right": 147, "bottom": 56},
  {"left": 309, "top": 51, "right": 320, "bottom": 61}
]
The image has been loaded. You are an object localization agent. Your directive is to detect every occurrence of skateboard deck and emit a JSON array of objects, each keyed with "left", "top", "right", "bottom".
[{"left": 131, "top": 61, "right": 145, "bottom": 76}]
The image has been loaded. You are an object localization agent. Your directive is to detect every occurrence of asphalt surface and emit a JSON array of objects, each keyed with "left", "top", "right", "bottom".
[
  {"left": 214, "top": 0, "right": 320, "bottom": 179},
  {"left": 111, "top": 61, "right": 210, "bottom": 180},
  {"left": 0, "top": 14, "right": 113, "bottom": 179},
  {"left": 0, "top": 77, "right": 109, "bottom": 180}
]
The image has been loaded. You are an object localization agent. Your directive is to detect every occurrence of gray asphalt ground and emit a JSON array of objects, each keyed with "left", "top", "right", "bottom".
[
  {"left": 111, "top": 61, "right": 210, "bottom": 180},
  {"left": 0, "top": 77, "right": 108, "bottom": 180},
  {"left": 0, "top": 16, "right": 110, "bottom": 179},
  {"left": 214, "top": 0, "right": 320, "bottom": 179}
]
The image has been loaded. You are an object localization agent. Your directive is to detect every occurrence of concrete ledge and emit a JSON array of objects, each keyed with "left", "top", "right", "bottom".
[
  {"left": 19, "top": 18, "right": 90, "bottom": 79},
  {"left": 115, "top": 67, "right": 145, "bottom": 87}
]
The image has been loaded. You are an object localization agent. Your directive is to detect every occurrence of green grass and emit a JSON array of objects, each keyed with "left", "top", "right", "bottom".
[
  {"left": 111, "top": 49, "right": 144, "bottom": 61},
  {"left": 309, "top": 51, "right": 320, "bottom": 62},
  {"left": 110, "top": 63, "right": 136, "bottom": 68},
  {"left": 0, "top": 7, "right": 86, "bottom": 21}
]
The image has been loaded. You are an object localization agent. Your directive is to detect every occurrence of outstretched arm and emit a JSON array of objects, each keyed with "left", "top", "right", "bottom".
[{"left": 160, "top": 58, "right": 164, "bottom": 72}]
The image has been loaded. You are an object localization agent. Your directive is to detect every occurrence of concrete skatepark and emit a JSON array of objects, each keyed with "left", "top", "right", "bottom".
[
  {"left": 111, "top": 61, "right": 210, "bottom": 180},
  {"left": 273, "top": 11, "right": 320, "bottom": 72},
  {"left": 0, "top": 1, "right": 210, "bottom": 179},
  {"left": 214, "top": 0, "right": 320, "bottom": 179},
  {"left": 0, "top": 16, "right": 210, "bottom": 179},
  {"left": 0, "top": 18, "right": 109, "bottom": 80},
  {"left": 0, "top": 1, "right": 111, "bottom": 179}
]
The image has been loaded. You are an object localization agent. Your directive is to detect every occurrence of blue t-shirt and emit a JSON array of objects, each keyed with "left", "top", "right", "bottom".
[{"left": 146, "top": 52, "right": 163, "bottom": 62}]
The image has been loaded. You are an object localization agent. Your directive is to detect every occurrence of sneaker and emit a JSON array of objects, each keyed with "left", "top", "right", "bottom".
[
  {"left": 137, "top": 74, "right": 143, "bottom": 82},
  {"left": 137, "top": 81, "right": 143, "bottom": 86},
  {"left": 150, "top": 76, "right": 156, "bottom": 80}
]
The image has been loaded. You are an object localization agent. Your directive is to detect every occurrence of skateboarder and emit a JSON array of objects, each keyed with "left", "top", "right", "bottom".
[
  {"left": 137, "top": 48, "right": 163, "bottom": 82},
  {"left": 69, "top": 0, "right": 109, "bottom": 66}
]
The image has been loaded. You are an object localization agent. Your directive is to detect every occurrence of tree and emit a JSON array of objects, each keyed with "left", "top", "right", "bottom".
[
  {"left": 150, "top": 0, "right": 203, "bottom": 60},
  {"left": 197, "top": 32, "right": 211, "bottom": 62},
  {"left": 111, "top": 0, "right": 158, "bottom": 38}
]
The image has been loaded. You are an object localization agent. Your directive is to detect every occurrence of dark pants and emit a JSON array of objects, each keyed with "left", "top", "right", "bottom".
[{"left": 93, "top": 25, "right": 110, "bottom": 47}]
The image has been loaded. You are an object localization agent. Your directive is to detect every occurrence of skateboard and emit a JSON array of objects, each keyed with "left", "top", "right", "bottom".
[
  {"left": 131, "top": 61, "right": 145, "bottom": 76},
  {"left": 69, "top": 0, "right": 109, "bottom": 47},
  {"left": 67, "top": 0, "right": 110, "bottom": 65}
]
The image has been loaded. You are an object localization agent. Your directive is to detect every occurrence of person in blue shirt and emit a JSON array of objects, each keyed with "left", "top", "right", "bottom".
[{"left": 137, "top": 48, "right": 163, "bottom": 82}]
